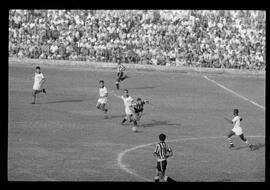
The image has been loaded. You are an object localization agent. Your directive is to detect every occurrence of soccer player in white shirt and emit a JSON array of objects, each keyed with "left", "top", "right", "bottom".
[
  {"left": 31, "top": 66, "right": 46, "bottom": 104},
  {"left": 96, "top": 80, "right": 108, "bottom": 119},
  {"left": 112, "top": 89, "right": 135, "bottom": 125},
  {"left": 224, "top": 109, "right": 254, "bottom": 150}
]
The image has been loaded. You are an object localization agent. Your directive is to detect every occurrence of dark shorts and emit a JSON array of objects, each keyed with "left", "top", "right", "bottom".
[
  {"left": 96, "top": 102, "right": 106, "bottom": 109},
  {"left": 33, "top": 89, "right": 41, "bottom": 95},
  {"left": 134, "top": 111, "right": 143, "bottom": 121},
  {"left": 117, "top": 72, "right": 124, "bottom": 78},
  {"left": 116, "top": 72, "right": 126, "bottom": 82},
  {"left": 156, "top": 160, "right": 167, "bottom": 172}
]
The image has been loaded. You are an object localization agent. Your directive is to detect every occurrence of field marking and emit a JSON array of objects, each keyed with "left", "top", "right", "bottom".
[
  {"left": 117, "top": 135, "right": 265, "bottom": 182},
  {"left": 203, "top": 75, "right": 265, "bottom": 111}
]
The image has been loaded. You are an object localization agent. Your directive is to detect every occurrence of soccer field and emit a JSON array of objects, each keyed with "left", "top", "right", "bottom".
[{"left": 8, "top": 63, "right": 265, "bottom": 181}]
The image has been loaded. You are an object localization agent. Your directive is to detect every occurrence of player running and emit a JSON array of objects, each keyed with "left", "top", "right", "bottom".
[
  {"left": 112, "top": 89, "right": 135, "bottom": 125},
  {"left": 131, "top": 98, "right": 150, "bottom": 127},
  {"left": 96, "top": 80, "right": 108, "bottom": 119},
  {"left": 224, "top": 109, "right": 255, "bottom": 150},
  {"left": 153, "top": 134, "right": 175, "bottom": 182},
  {"left": 115, "top": 60, "right": 128, "bottom": 90},
  {"left": 31, "top": 66, "right": 46, "bottom": 104}
]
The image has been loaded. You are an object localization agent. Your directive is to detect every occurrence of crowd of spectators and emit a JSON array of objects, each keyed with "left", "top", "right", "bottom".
[{"left": 9, "top": 10, "right": 266, "bottom": 70}]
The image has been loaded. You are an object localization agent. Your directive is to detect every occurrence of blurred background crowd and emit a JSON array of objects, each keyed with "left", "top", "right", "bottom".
[{"left": 9, "top": 10, "right": 266, "bottom": 70}]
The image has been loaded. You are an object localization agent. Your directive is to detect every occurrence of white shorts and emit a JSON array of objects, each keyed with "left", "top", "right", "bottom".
[
  {"left": 33, "top": 83, "right": 43, "bottom": 91},
  {"left": 232, "top": 127, "right": 243, "bottom": 136},
  {"left": 97, "top": 98, "right": 107, "bottom": 105},
  {"left": 125, "top": 107, "right": 133, "bottom": 115}
]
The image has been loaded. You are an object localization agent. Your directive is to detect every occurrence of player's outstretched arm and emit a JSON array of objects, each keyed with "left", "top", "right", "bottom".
[
  {"left": 144, "top": 100, "right": 150, "bottom": 104},
  {"left": 224, "top": 117, "right": 233, "bottom": 124}
]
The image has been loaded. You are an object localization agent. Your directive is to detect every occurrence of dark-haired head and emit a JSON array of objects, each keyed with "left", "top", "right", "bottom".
[
  {"left": 123, "top": 89, "right": 129, "bottom": 97},
  {"left": 233, "top": 109, "right": 239, "bottom": 116},
  {"left": 159, "top": 133, "right": 166, "bottom": 141}
]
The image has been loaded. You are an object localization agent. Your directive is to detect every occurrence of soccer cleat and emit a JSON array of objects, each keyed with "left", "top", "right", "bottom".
[
  {"left": 165, "top": 176, "right": 176, "bottom": 182},
  {"left": 229, "top": 144, "right": 234, "bottom": 149}
]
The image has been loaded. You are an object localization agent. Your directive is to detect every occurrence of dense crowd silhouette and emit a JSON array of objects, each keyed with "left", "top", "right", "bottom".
[{"left": 9, "top": 10, "right": 265, "bottom": 70}]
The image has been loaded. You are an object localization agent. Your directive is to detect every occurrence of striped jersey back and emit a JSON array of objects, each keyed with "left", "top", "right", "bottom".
[
  {"left": 154, "top": 142, "right": 172, "bottom": 161},
  {"left": 118, "top": 64, "right": 126, "bottom": 72}
]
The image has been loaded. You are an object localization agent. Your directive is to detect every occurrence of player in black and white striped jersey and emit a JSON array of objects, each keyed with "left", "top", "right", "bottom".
[
  {"left": 115, "top": 60, "right": 128, "bottom": 90},
  {"left": 130, "top": 98, "right": 149, "bottom": 127},
  {"left": 153, "top": 134, "right": 176, "bottom": 182}
]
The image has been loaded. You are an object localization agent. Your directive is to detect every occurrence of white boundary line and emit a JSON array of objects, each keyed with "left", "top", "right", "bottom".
[
  {"left": 203, "top": 75, "right": 265, "bottom": 111},
  {"left": 117, "top": 135, "right": 265, "bottom": 182}
]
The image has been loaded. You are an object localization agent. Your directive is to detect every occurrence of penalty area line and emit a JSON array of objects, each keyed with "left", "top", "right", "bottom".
[
  {"left": 203, "top": 75, "right": 265, "bottom": 111},
  {"left": 117, "top": 135, "right": 265, "bottom": 182}
]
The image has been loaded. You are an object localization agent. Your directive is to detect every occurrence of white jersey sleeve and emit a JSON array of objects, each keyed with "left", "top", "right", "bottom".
[{"left": 232, "top": 116, "right": 238, "bottom": 123}]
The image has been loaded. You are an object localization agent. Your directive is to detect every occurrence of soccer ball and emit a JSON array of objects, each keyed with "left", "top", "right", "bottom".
[{"left": 132, "top": 126, "right": 137, "bottom": 132}]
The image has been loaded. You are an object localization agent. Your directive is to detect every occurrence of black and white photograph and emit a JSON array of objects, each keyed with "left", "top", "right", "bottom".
[{"left": 8, "top": 9, "right": 265, "bottom": 182}]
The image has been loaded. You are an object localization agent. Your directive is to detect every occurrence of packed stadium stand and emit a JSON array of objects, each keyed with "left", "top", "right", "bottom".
[{"left": 9, "top": 10, "right": 265, "bottom": 70}]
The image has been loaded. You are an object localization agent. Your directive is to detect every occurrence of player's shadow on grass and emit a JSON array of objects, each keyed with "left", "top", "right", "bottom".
[
  {"left": 233, "top": 143, "right": 265, "bottom": 151},
  {"left": 251, "top": 143, "right": 265, "bottom": 150},
  {"left": 128, "top": 86, "right": 157, "bottom": 90},
  {"left": 134, "top": 130, "right": 144, "bottom": 133},
  {"left": 109, "top": 114, "right": 126, "bottom": 119},
  {"left": 45, "top": 99, "right": 85, "bottom": 104},
  {"left": 143, "top": 120, "right": 181, "bottom": 128}
]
